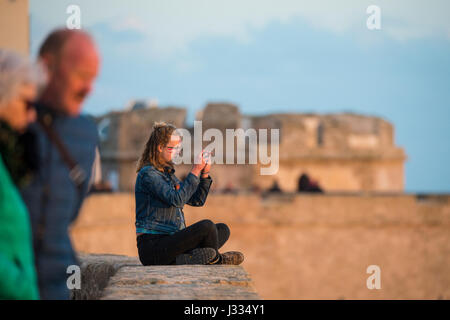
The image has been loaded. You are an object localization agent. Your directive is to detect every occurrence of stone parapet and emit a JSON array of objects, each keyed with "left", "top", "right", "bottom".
[{"left": 72, "top": 253, "right": 260, "bottom": 300}]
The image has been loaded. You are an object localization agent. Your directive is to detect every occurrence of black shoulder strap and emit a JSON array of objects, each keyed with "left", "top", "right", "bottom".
[
  {"left": 37, "top": 115, "right": 86, "bottom": 194},
  {"left": 33, "top": 110, "right": 88, "bottom": 255}
]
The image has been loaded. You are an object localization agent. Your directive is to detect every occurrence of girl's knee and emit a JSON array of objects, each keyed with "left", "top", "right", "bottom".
[
  {"left": 216, "top": 223, "right": 230, "bottom": 236},
  {"left": 199, "top": 219, "right": 216, "bottom": 232}
]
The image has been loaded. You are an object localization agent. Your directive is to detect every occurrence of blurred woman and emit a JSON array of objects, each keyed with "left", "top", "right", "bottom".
[
  {"left": 0, "top": 49, "right": 45, "bottom": 299},
  {"left": 135, "top": 122, "right": 244, "bottom": 265}
]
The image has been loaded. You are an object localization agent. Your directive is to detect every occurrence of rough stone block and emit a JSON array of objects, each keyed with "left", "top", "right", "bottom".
[{"left": 72, "top": 253, "right": 259, "bottom": 300}]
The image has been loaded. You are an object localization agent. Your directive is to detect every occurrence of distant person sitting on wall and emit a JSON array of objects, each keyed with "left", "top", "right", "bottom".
[
  {"left": 250, "top": 184, "right": 261, "bottom": 194},
  {"left": 88, "top": 180, "right": 113, "bottom": 193},
  {"left": 298, "top": 173, "right": 323, "bottom": 193},
  {"left": 268, "top": 180, "right": 282, "bottom": 193},
  {"left": 135, "top": 122, "right": 244, "bottom": 266},
  {"left": 222, "top": 182, "right": 237, "bottom": 194}
]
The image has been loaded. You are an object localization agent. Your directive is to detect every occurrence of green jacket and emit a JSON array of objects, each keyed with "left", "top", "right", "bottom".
[{"left": 0, "top": 154, "right": 39, "bottom": 300}]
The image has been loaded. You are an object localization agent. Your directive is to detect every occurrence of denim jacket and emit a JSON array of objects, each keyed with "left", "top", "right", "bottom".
[{"left": 135, "top": 165, "right": 212, "bottom": 235}]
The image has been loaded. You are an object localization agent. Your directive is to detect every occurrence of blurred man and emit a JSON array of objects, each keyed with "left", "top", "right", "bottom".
[{"left": 21, "top": 29, "right": 100, "bottom": 299}]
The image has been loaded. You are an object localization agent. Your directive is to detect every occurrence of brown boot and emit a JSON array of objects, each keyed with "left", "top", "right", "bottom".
[{"left": 220, "top": 251, "right": 244, "bottom": 265}]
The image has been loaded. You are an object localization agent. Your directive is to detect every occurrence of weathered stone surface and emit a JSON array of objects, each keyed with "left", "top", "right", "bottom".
[
  {"left": 72, "top": 193, "right": 450, "bottom": 299},
  {"left": 102, "top": 265, "right": 259, "bottom": 300},
  {"left": 72, "top": 253, "right": 260, "bottom": 300},
  {"left": 201, "top": 102, "right": 241, "bottom": 132},
  {"left": 71, "top": 253, "right": 141, "bottom": 300}
]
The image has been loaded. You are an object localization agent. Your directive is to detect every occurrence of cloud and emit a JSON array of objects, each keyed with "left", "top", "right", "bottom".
[
  {"left": 111, "top": 16, "right": 148, "bottom": 34},
  {"left": 31, "top": 0, "right": 450, "bottom": 59}
]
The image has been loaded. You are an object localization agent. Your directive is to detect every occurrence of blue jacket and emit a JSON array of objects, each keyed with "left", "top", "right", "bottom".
[
  {"left": 135, "top": 165, "right": 212, "bottom": 235},
  {"left": 20, "top": 105, "right": 98, "bottom": 300}
]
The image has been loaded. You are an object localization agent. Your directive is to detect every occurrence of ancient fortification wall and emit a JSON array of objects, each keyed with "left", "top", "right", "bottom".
[
  {"left": 94, "top": 103, "right": 406, "bottom": 193},
  {"left": 71, "top": 193, "right": 450, "bottom": 299}
]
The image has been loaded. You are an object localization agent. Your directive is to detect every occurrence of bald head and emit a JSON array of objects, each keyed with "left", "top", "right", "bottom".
[
  {"left": 39, "top": 29, "right": 98, "bottom": 60},
  {"left": 38, "top": 29, "right": 100, "bottom": 116}
]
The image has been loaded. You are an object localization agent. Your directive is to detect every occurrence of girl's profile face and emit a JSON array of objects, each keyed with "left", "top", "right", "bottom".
[{"left": 159, "top": 134, "right": 181, "bottom": 163}]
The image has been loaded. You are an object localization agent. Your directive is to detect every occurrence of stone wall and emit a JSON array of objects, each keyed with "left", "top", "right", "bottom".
[
  {"left": 0, "top": 0, "right": 29, "bottom": 56},
  {"left": 248, "top": 111, "right": 405, "bottom": 192},
  {"left": 252, "top": 158, "right": 405, "bottom": 192},
  {"left": 71, "top": 193, "right": 450, "bottom": 299},
  {"left": 93, "top": 103, "right": 406, "bottom": 193},
  {"left": 72, "top": 253, "right": 259, "bottom": 300}
]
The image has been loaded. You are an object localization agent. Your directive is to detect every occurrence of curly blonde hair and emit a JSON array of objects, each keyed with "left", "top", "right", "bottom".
[{"left": 136, "top": 122, "right": 178, "bottom": 173}]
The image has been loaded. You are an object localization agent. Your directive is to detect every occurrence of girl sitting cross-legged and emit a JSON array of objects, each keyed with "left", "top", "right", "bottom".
[{"left": 135, "top": 122, "right": 244, "bottom": 265}]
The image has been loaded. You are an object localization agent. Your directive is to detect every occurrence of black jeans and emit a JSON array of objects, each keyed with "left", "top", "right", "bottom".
[{"left": 137, "top": 219, "right": 230, "bottom": 265}]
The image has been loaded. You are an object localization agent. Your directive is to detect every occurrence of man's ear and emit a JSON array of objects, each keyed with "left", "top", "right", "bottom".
[
  {"left": 157, "top": 144, "right": 163, "bottom": 153},
  {"left": 38, "top": 54, "right": 56, "bottom": 77}
]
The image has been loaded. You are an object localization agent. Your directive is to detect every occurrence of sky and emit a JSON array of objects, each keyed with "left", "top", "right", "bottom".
[{"left": 29, "top": 0, "right": 450, "bottom": 193}]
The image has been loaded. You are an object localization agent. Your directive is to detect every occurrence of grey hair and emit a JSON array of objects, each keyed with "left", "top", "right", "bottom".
[{"left": 0, "top": 49, "right": 47, "bottom": 108}]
